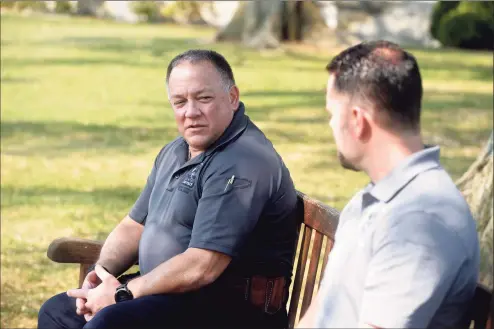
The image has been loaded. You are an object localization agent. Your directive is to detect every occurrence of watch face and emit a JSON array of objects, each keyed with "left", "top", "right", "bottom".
[{"left": 115, "top": 286, "right": 132, "bottom": 302}]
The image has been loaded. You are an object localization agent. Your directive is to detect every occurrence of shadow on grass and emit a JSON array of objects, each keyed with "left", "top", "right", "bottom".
[
  {"left": 0, "top": 77, "right": 37, "bottom": 84},
  {"left": 422, "top": 91, "right": 493, "bottom": 112},
  {"left": 2, "top": 38, "right": 252, "bottom": 71},
  {"left": 1, "top": 121, "right": 178, "bottom": 156},
  {"left": 243, "top": 88, "right": 492, "bottom": 114},
  {"left": 407, "top": 46, "right": 494, "bottom": 57},
  {"left": 2, "top": 36, "right": 200, "bottom": 68},
  {"left": 420, "top": 63, "right": 493, "bottom": 82},
  {"left": 2, "top": 57, "right": 149, "bottom": 67},
  {"left": 241, "top": 88, "right": 491, "bottom": 177},
  {"left": 276, "top": 48, "right": 493, "bottom": 80},
  {"left": 243, "top": 88, "right": 491, "bottom": 123},
  {"left": 1, "top": 89, "right": 491, "bottom": 157},
  {"left": 35, "top": 36, "right": 199, "bottom": 56},
  {"left": 1, "top": 185, "right": 142, "bottom": 208}
]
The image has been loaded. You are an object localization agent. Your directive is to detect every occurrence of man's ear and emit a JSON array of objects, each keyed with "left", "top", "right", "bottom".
[
  {"left": 229, "top": 85, "right": 240, "bottom": 111},
  {"left": 351, "top": 106, "right": 372, "bottom": 142}
]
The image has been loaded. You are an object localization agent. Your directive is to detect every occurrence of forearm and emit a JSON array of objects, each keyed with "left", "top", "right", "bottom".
[
  {"left": 97, "top": 215, "right": 143, "bottom": 277},
  {"left": 127, "top": 248, "right": 226, "bottom": 298}
]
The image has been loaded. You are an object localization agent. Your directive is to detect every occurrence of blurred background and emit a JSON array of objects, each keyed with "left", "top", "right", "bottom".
[{"left": 1, "top": 1, "right": 492, "bottom": 327}]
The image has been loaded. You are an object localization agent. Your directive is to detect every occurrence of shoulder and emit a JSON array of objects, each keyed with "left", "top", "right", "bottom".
[
  {"left": 373, "top": 161, "right": 478, "bottom": 253},
  {"left": 207, "top": 123, "right": 286, "bottom": 177},
  {"left": 154, "top": 137, "right": 184, "bottom": 164},
  {"left": 387, "top": 168, "right": 476, "bottom": 236},
  {"left": 379, "top": 204, "right": 477, "bottom": 261}
]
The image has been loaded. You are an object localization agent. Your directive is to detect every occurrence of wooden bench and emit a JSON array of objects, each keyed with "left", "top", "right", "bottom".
[{"left": 47, "top": 191, "right": 493, "bottom": 328}]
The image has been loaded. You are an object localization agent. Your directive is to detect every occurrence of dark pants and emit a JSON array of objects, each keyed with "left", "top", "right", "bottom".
[{"left": 38, "top": 288, "right": 288, "bottom": 329}]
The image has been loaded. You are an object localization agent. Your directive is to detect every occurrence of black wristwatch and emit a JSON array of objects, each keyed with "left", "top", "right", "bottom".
[{"left": 114, "top": 282, "right": 134, "bottom": 303}]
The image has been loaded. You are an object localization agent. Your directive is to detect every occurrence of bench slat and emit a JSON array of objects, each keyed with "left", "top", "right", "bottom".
[
  {"left": 288, "top": 225, "right": 312, "bottom": 328},
  {"left": 316, "top": 237, "right": 334, "bottom": 293},
  {"left": 301, "top": 230, "right": 323, "bottom": 316}
]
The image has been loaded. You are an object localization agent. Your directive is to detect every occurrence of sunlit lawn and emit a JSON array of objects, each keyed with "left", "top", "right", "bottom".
[{"left": 1, "top": 13, "right": 493, "bottom": 328}]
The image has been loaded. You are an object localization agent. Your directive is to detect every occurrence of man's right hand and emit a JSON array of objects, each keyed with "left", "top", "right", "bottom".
[{"left": 75, "top": 270, "right": 102, "bottom": 317}]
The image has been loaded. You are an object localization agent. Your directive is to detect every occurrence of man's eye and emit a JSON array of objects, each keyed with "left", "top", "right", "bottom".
[
  {"left": 200, "top": 96, "right": 212, "bottom": 101},
  {"left": 174, "top": 100, "right": 185, "bottom": 106}
]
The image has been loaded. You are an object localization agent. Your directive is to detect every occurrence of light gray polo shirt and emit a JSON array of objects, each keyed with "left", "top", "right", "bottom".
[{"left": 314, "top": 146, "right": 480, "bottom": 328}]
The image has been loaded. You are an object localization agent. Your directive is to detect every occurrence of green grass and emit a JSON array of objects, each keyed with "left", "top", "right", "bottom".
[{"left": 1, "top": 13, "right": 493, "bottom": 328}]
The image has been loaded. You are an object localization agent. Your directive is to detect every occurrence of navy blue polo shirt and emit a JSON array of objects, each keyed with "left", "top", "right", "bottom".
[{"left": 129, "top": 102, "right": 298, "bottom": 279}]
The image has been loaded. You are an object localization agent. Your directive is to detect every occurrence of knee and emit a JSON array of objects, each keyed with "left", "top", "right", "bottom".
[
  {"left": 37, "top": 293, "right": 75, "bottom": 328},
  {"left": 39, "top": 293, "right": 64, "bottom": 318},
  {"left": 83, "top": 306, "right": 121, "bottom": 329}
]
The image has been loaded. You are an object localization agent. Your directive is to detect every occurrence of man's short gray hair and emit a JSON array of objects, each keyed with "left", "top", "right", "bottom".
[{"left": 166, "top": 49, "right": 236, "bottom": 93}]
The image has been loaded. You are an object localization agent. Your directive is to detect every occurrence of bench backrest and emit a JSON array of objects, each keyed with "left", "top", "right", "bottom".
[
  {"left": 287, "top": 191, "right": 339, "bottom": 328},
  {"left": 288, "top": 191, "right": 493, "bottom": 329}
]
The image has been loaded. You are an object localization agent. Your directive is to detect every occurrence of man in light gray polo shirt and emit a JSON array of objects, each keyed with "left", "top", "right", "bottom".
[{"left": 297, "top": 41, "right": 480, "bottom": 328}]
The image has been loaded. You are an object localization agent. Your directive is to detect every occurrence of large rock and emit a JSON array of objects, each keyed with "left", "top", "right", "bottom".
[
  {"left": 202, "top": 1, "right": 440, "bottom": 48},
  {"left": 103, "top": 1, "right": 139, "bottom": 23},
  {"left": 343, "top": 1, "right": 440, "bottom": 48},
  {"left": 319, "top": 2, "right": 338, "bottom": 30},
  {"left": 45, "top": 0, "right": 138, "bottom": 22}
]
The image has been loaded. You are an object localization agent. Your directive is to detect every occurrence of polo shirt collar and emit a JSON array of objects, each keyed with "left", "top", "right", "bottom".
[
  {"left": 204, "top": 101, "right": 248, "bottom": 157},
  {"left": 368, "top": 145, "right": 441, "bottom": 203}
]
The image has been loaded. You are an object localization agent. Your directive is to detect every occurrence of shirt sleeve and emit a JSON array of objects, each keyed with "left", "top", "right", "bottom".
[
  {"left": 188, "top": 163, "right": 271, "bottom": 257},
  {"left": 128, "top": 147, "right": 165, "bottom": 225},
  {"left": 359, "top": 211, "right": 467, "bottom": 328}
]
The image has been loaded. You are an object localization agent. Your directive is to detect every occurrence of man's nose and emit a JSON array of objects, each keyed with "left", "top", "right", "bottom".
[{"left": 184, "top": 101, "right": 201, "bottom": 118}]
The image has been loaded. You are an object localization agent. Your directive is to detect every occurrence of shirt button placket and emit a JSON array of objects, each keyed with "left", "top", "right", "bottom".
[{"left": 167, "top": 173, "right": 180, "bottom": 191}]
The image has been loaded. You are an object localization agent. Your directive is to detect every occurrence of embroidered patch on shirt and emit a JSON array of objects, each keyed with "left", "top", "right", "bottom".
[{"left": 181, "top": 166, "right": 199, "bottom": 188}]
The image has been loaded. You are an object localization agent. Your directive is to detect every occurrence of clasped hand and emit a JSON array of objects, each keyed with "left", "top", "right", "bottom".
[{"left": 67, "top": 265, "right": 121, "bottom": 322}]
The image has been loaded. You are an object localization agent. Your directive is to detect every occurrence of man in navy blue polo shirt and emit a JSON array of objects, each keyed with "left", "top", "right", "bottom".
[{"left": 38, "top": 50, "right": 298, "bottom": 329}]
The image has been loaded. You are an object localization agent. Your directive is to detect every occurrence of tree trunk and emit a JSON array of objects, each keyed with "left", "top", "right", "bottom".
[
  {"left": 215, "top": 1, "right": 282, "bottom": 49},
  {"left": 76, "top": 0, "right": 106, "bottom": 17},
  {"left": 214, "top": 0, "right": 326, "bottom": 49},
  {"left": 457, "top": 132, "right": 493, "bottom": 289}
]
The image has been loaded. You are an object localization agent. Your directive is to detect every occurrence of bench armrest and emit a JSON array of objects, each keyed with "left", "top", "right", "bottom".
[{"left": 47, "top": 237, "right": 103, "bottom": 264}]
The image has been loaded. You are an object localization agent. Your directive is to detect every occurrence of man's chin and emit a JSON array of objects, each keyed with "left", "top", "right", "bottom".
[
  {"left": 338, "top": 153, "right": 360, "bottom": 172},
  {"left": 184, "top": 135, "right": 212, "bottom": 151},
  {"left": 340, "top": 162, "right": 361, "bottom": 172}
]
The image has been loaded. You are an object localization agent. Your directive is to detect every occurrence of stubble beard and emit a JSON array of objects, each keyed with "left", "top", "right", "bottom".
[{"left": 337, "top": 151, "right": 360, "bottom": 172}]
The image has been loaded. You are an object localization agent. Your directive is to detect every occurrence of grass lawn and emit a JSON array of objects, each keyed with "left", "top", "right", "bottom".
[{"left": 1, "top": 13, "right": 493, "bottom": 328}]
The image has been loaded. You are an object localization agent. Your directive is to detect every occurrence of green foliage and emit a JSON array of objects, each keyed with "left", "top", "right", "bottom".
[
  {"left": 437, "top": 1, "right": 494, "bottom": 50},
  {"left": 54, "top": 1, "right": 73, "bottom": 14},
  {"left": 160, "top": 1, "right": 206, "bottom": 24},
  {"left": 0, "top": 1, "right": 16, "bottom": 9},
  {"left": 456, "top": 0, "right": 494, "bottom": 18},
  {"left": 131, "top": 1, "right": 163, "bottom": 23},
  {"left": 430, "top": 1, "right": 460, "bottom": 40},
  {"left": 0, "top": 1, "right": 47, "bottom": 12}
]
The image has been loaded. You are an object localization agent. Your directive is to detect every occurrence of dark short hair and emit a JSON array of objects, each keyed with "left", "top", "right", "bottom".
[
  {"left": 326, "top": 40, "right": 423, "bottom": 132},
  {"left": 166, "top": 49, "right": 236, "bottom": 88}
]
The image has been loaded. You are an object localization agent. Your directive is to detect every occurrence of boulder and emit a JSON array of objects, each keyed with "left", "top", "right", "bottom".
[{"left": 343, "top": 1, "right": 440, "bottom": 47}]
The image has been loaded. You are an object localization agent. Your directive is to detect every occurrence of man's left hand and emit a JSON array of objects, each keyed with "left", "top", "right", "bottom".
[{"left": 67, "top": 265, "right": 121, "bottom": 321}]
